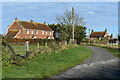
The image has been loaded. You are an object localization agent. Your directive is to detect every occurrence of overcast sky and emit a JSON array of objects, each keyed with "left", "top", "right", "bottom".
[{"left": 1, "top": 2, "right": 118, "bottom": 37}]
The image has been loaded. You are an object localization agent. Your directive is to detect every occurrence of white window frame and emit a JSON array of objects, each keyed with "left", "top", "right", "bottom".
[
  {"left": 26, "top": 30, "right": 29, "bottom": 34},
  {"left": 42, "top": 31, "right": 44, "bottom": 35},
  {"left": 36, "top": 31, "right": 38, "bottom": 34},
  {"left": 32, "top": 31, "right": 33, "bottom": 34},
  {"left": 50, "top": 32, "right": 51, "bottom": 35}
]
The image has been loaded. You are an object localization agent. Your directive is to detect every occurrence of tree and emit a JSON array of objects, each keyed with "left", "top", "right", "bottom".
[
  {"left": 49, "top": 24, "right": 69, "bottom": 41},
  {"left": 74, "top": 26, "right": 86, "bottom": 44},
  {"left": 55, "top": 8, "right": 86, "bottom": 44}
]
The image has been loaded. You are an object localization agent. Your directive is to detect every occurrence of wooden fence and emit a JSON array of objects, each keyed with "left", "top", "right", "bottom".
[
  {"left": 9, "top": 41, "right": 69, "bottom": 57},
  {"left": 10, "top": 41, "right": 28, "bottom": 56}
]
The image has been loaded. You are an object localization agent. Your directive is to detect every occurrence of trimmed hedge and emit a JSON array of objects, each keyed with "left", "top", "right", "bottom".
[{"left": 6, "top": 38, "right": 60, "bottom": 45}]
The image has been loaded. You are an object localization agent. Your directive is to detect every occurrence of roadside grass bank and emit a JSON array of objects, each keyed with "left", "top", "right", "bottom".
[
  {"left": 100, "top": 46, "right": 120, "bottom": 58},
  {"left": 82, "top": 44, "right": 120, "bottom": 58},
  {"left": 2, "top": 45, "right": 93, "bottom": 78},
  {"left": 89, "top": 44, "right": 120, "bottom": 58}
]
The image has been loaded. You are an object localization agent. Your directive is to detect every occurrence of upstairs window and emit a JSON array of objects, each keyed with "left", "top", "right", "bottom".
[
  {"left": 36, "top": 31, "right": 38, "bottom": 34},
  {"left": 50, "top": 32, "right": 52, "bottom": 35},
  {"left": 26, "top": 30, "right": 29, "bottom": 34},
  {"left": 42, "top": 31, "right": 44, "bottom": 35},
  {"left": 32, "top": 31, "right": 34, "bottom": 34}
]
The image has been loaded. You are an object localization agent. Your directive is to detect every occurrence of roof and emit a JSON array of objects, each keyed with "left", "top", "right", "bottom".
[
  {"left": 109, "top": 38, "right": 118, "bottom": 41},
  {"left": 90, "top": 32, "right": 106, "bottom": 38},
  {"left": 5, "top": 30, "right": 19, "bottom": 38},
  {"left": 16, "top": 20, "right": 53, "bottom": 31}
]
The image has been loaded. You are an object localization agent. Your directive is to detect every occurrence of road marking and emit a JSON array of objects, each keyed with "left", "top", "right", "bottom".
[{"left": 72, "top": 58, "right": 118, "bottom": 69}]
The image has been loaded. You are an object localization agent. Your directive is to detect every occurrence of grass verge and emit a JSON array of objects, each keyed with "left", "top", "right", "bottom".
[
  {"left": 2, "top": 45, "right": 93, "bottom": 78},
  {"left": 101, "top": 46, "right": 120, "bottom": 58}
]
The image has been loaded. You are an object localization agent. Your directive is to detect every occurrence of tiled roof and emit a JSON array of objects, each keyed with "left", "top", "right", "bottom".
[
  {"left": 90, "top": 32, "right": 106, "bottom": 37},
  {"left": 16, "top": 20, "right": 53, "bottom": 31},
  {"left": 5, "top": 30, "right": 19, "bottom": 38}
]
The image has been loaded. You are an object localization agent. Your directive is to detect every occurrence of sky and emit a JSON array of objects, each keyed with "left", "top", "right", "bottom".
[{"left": 1, "top": 2, "right": 118, "bottom": 38}]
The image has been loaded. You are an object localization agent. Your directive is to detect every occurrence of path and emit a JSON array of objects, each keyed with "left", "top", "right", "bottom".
[{"left": 54, "top": 46, "right": 120, "bottom": 78}]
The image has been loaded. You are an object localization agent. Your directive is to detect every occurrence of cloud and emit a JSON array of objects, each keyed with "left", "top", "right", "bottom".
[{"left": 86, "top": 11, "right": 96, "bottom": 15}]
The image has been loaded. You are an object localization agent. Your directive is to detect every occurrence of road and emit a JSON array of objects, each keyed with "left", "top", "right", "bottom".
[{"left": 54, "top": 46, "right": 120, "bottom": 78}]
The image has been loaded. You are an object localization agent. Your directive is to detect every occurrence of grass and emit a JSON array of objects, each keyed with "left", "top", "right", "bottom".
[
  {"left": 101, "top": 46, "right": 120, "bottom": 58},
  {"left": 2, "top": 45, "right": 93, "bottom": 78}
]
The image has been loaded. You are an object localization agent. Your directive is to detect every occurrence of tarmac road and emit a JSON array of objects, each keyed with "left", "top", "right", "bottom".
[{"left": 53, "top": 46, "right": 120, "bottom": 78}]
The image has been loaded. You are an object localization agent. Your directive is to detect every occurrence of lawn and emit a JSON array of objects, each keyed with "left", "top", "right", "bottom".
[{"left": 2, "top": 45, "right": 93, "bottom": 78}]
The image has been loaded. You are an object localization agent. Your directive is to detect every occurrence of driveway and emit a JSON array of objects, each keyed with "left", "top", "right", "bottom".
[{"left": 54, "top": 46, "right": 120, "bottom": 78}]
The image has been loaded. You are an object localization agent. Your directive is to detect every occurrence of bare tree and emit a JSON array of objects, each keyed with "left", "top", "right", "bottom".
[
  {"left": 55, "top": 9, "right": 86, "bottom": 26},
  {"left": 55, "top": 8, "right": 86, "bottom": 43}
]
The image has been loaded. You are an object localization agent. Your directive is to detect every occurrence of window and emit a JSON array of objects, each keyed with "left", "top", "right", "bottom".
[
  {"left": 46, "top": 32, "right": 48, "bottom": 35},
  {"left": 26, "top": 30, "right": 29, "bottom": 34},
  {"left": 36, "top": 31, "right": 38, "bottom": 34},
  {"left": 42, "top": 31, "right": 44, "bottom": 35},
  {"left": 32, "top": 31, "right": 33, "bottom": 34},
  {"left": 50, "top": 32, "right": 51, "bottom": 35}
]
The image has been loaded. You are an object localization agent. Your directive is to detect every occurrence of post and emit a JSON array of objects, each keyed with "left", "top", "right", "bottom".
[
  {"left": 59, "top": 42, "right": 61, "bottom": 45},
  {"left": 26, "top": 41, "right": 29, "bottom": 57},
  {"left": 45, "top": 42, "right": 47, "bottom": 47},
  {"left": 38, "top": 43, "right": 40, "bottom": 48},
  {"left": 65, "top": 41, "right": 67, "bottom": 45},
  {"left": 72, "top": 7, "right": 74, "bottom": 44}
]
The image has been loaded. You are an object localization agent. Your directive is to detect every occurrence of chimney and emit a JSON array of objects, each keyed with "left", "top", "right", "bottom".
[
  {"left": 91, "top": 29, "right": 94, "bottom": 33},
  {"left": 44, "top": 22, "right": 46, "bottom": 25},
  {"left": 105, "top": 29, "right": 107, "bottom": 32},
  {"left": 15, "top": 17, "right": 18, "bottom": 20},
  {"left": 30, "top": 20, "right": 34, "bottom": 22},
  {"left": 110, "top": 34, "right": 113, "bottom": 37}
]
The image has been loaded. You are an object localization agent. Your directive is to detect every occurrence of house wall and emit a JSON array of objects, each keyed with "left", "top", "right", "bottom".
[
  {"left": 104, "top": 33, "right": 108, "bottom": 37},
  {"left": 7, "top": 20, "right": 54, "bottom": 39},
  {"left": 16, "top": 29, "right": 54, "bottom": 39},
  {"left": 8, "top": 21, "right": 23, "bottom": 31}
]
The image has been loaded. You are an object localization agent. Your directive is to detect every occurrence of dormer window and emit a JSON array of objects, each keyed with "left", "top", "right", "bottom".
[{"left": 26, "top": 30, "right": 29, "bottom": 34}]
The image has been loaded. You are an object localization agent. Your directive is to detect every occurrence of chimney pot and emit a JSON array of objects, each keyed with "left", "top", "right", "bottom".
[
  {"left": 44, "top": 22, "right": 46, "bottom": 25},
  {"left": 15, "top": 17, "right": 18, "bottom": 20},
  {"left": 91, "top": 29, "right": 94, "bottom": 33},
  {"left": 105, "top": 29, "right": 107, "bottom": 32},
  {"left": 30, "top": 20, "right": 34, "bottom": 22}
]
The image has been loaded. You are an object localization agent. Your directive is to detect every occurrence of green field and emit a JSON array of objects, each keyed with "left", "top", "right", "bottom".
[{"left": 2, "top": 45, "right": 93, "bottom": 78}]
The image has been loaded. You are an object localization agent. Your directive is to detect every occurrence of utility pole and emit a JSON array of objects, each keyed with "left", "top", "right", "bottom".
[{"left": 72, "top": 7, "right": 74, "bottom": 44}]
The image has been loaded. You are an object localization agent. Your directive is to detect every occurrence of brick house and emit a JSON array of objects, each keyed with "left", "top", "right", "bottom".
[
  {"left": 5, "top": 18, "right": 54, "bottom": 39},
  {"left": 90, "top": 29, "right": 113, "bottom": 40}
]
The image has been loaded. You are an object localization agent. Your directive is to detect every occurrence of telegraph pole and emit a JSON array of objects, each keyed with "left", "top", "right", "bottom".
[{"left": 72, "top": 7, "right": 74, "bottom": 44}]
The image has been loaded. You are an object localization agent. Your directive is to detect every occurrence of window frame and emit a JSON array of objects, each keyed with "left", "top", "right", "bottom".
[
  {"left": 32, "top": 31, "right": 34, "bottom": 34},
  {"left": 42, "top": 31, "right": 44, "bottom": 35},
  {"left": 36, "top": 31, "right": 38, "bottom": 34},
  {"left": 26, "top": 30, "right": 29, "bottom": 34}
]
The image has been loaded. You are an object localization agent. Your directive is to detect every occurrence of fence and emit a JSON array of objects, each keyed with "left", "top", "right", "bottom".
[
  {"left": 10, "top": 41, "right": 29, "bottom": 56},
  {"left": 81, "top": 41, "right": 119, "bottom": 49},
  {"left": 9, "top": 40, "right": 69, "bottom": 57}
]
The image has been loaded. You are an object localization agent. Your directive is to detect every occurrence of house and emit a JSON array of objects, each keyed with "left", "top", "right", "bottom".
[
  {"left": 5, "top": 18, "right": 54, "bottom": 39},
  {"left": 90, "top": 29, "right": 113, "bottom": 41},
  {"left": 108, "top": 38, "right": 119, "bottom": 45}
]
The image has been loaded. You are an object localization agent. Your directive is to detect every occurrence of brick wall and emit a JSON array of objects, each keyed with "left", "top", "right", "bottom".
[
  {"left": 8, "top": 21, "right": 22, "bottom": 31},
  {"left": 16, "top": 30, "right": 54, "bottom": 39}
]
